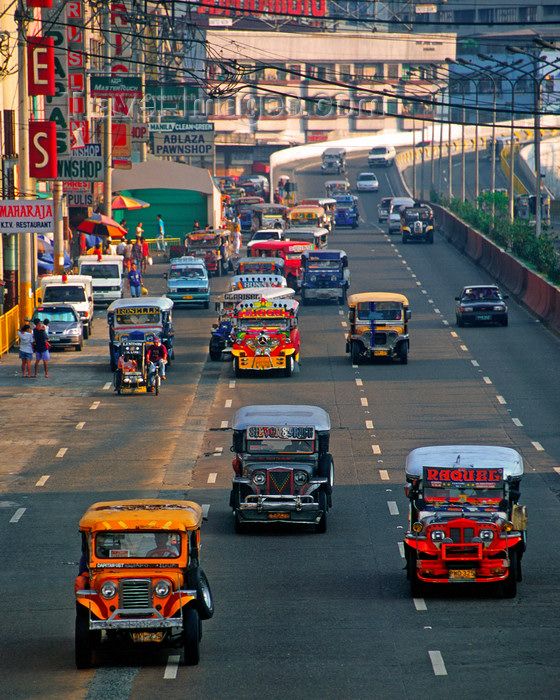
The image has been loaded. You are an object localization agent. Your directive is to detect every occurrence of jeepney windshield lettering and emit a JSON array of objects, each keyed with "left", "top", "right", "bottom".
[
  {"left": 423, "top": 486, "right": 504, "bottom": 506},
  {"left": 94, "top": 531, "right": 182, "bottom": 559},
  {"left": 247, "top": 438, "right": 314, "bottom": 454},
  {"left": 115, "top": 308, "right": 161, "bottom": 325},
  {"left": 308, "top": 260, "right": 340, "bottom": 269},
  {"left": 238, "top": 319, "right": 289, "bottom": 331}
]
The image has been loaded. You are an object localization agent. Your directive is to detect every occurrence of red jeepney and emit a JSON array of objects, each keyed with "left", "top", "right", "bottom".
[
  {"left": 403, "top": 445, "right": 527, "bottom": 598},
  {"left": 230, "top": 298, "right": 300, "bottom": 377},
  {"left": 248, "top": 240, "right": 313, "bottom": 290}
]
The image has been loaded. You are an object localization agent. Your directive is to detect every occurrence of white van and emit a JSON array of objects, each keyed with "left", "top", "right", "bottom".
[
  {"left": 78, "top": 255, "right": 123, "bottom": 305},
  {"left": 368, "top": 145, "right": 396, "bottom": 167},
  {"left": 39, "top": 275, "right": 94, "bottom": 339}
]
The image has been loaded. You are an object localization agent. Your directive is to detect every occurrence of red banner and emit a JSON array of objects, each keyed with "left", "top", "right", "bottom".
[
  {"left": 27, "top": 36, "right": 55, "bottom": 96},
  {"left": 26, "top": 0, "right": 53, "bottom": 7},
  {"left": 29, "top": 121, "right": 58, "bottom": 179}
]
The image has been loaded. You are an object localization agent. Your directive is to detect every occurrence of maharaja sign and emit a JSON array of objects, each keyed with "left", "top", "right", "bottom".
[{"left": 0, "top": 200, "right": 54, "bottom": 233}]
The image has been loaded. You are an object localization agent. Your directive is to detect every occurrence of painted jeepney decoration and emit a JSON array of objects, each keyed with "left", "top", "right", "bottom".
[
  {"left": 403, "top": 446, "right": 526, "bottom": 598},
  {"left": 229, "top": 405, "right": 334, "bottom": 532}
]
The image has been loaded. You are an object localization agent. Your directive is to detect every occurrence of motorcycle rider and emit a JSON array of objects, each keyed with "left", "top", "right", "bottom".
[{"left": 146, "top": 338, "right": 168, "bottom": 387}]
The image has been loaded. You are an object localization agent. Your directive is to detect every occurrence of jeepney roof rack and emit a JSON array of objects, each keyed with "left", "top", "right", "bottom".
[
  {"left": 405, "top": 445, "right": 524, "bottom": 480},
  {"left": 233, "top": 405, "right": 331, "bottom": 432}
]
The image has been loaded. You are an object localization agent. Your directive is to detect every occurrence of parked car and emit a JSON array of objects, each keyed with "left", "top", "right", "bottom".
[
  {"left": 33, "top": 304, "right": 83, "bottom": 351},
  {"left": 455, "top": 285, "right": 509, "bottom": 327},
  {"left": 356, "top": 172, "right": 379, "bottom": 192}
]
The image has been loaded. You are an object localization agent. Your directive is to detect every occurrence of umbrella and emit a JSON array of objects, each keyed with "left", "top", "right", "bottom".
[
  {"left": 112, "top": 194, "right": 151, "bottom": 211},
  {"left": 76, "top": 215, "right": 127, "bottom": 239}
]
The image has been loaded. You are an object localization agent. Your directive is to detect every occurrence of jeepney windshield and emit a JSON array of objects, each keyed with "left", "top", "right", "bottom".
[
  {"left": 240, "top": 263, "right": 279, "bottom": 273},
  {"left": 94, "top": 531, "right": 182, "bottom": 559},
  {"left": 285, "top": 252, "right": 305, "bottom": 260},
  {"left": 423, "top": 486, "right": 504, "bottom": 506},
  {"left": 238, "top": 318, "right": 290, "bottom": 331},
  {"left": 308, "top": 259, "right": 340, "bottom": 270},
  {"left": 115, "top": 308, "right": 161, "bottom": 325},
  {"left": 356, "top": 303, "right": 402, "bottom": 321},
  {"left": 169, "top": 267, "right": 205, "bottom": 279},
  {"left": 188, "top": 238, "right": 219, "bottom": 250}
]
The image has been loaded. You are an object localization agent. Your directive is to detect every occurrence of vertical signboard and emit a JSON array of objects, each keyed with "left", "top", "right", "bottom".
[
  {"left": 42, "top": 0, "right": 69, "bottom": 154},
  {"left": 29, "top": 121, "right": 58, "bottom": 179},
  {"left": 66, "top": 0, "right": 88, "bottom": 149},
  {"left": 27, "top": 37, "right": 55, "bottom": 96},
  {"left": 110, "top": 1, "right": 134, "bottom": 116}
]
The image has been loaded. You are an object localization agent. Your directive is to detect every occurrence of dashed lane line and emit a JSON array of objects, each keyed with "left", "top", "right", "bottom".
[
  {"left": 355, "top": 378, "right": 363, "bottom": 386},
  {"left": 36, "top": 475, "right": 50, "bottom": 487},
  {"left": 554, "top": 467, "right": 560, "bottom": 476},
  {"left": 471, "top": 360, "right": 479, "bottom": 367},
  {"left": 428, "top": 651, "right": 448, "bottom": 677},
  {"left": 442, "top": 320, "right": 449, "bottom": 326},
  {"left": 202, "top": 504, "right": 210, "bottom": 519},
  {"left": 450, "top": 331, "right": 458, "bottom": 338},
  {"left": 496, "top": 395, "right": 507, "bottom": 405},
  {"left": 397, "top": 542, "right": 405, "bottom": 558},
  {"left": 9, "top": 508, "right": 26, "bottom": 524},
  {"left": 483, "top": 376, "right": 492, "bottom": 384},
  {"left": 207, "top": 473, "right": 217, "bottom": 484},
  {"left": 352, "top": 364, "right": 358, "bottom": 369},
  {"left": 387, "top": 501, "right": 399, "bottom": 516},
  {"left": 361, "top": 398, "right": 369, "bottom": 407},
  {"left": 213, "top": 447, "right": 223, "bottom": 455},
  {"left": 512, "top": 418, "right": 523, "bottom": 427},
  {"left": 164, "top": 655, "right": 180, "bottom": 680},
  {"left": 434, "top": 308, "right": 441, "bottom": 314},
  {"left": 220, "top": 420, "right": 229, "bottom": 429},
  {"left": 56, "top": 448, "right": 67, "bottom": 458},
  {"left": 365, "top": 420, "right": 374, "bottom": 429},
  {"left": 460, "top": 345, "right": 468, "bottom": 352},
  {"left": 90, "top": 401, "right": 100, "bottom": 410},
  {"left": 102, "top": 382, "right": 112, "bottom": 390},
  {"left": 428, "top": 299, "right": 434, "bottom": 304},
  {"left": 379, "top": 469, "right": 389, "bottom": 480},
  {"left": 372, "top": 444, "right": 382, "bottom": 455},
  {"left": 532, "top": 441, "right": 545, "bottom": 452},
  {"left": 75, "top": 421, "right": 85, "bottom": 430},
  {"left": 224, "top": 399, "right": 232, "bottom": 408},
  {"left": 229, "top": 380, "right": 236, "bottom": 389},
  {"left": 421, "top": 290, "right": 427, "bottom": 295},
  {"left": 413, "top": 598, "right": 427, "bottom": 612},
  {"left": 341, "top": 321, "right": 348, "bottom": 328}
]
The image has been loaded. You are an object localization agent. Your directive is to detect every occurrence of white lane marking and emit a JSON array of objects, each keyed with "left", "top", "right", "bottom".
[
  {"left": 355, "top": 378, "right": 363, "bottom": 386},
  {"left": 442, "top": 320, "right": 449, "bottom": 326},
  {"left": 229, "top": 380, "right": 236, "bottom": 389},
  {"left": 429, "top": 650, "right": 448, "bottom": 676},
  {"left": 398, "top": 542, "right": 405, "bottom": 558},
  {"left": 416, "top": 281, "right": 421, "bottom": 286},
  {"left": 10, "top": 508, "right": 26, "bottom": 523},
  {"left": 434, "top": 308, "right": 441, "bottom": 314},
  {"left": 512, "top": 418, "right": 523, "bottom": 427},
  {"left": 361, "top": 397, "right": 368, "bottom": 407},
  {"left": 341, "top": 321, "right": 348, "bottom": 328},
  {"left": 75, "top": 421, "right": 85, "bottom": 430},
  {"left": 406, "top": 266, "right": 411, "bottom": 270},
  {"left": 338, "top": 309, "right": 344, "bottom": 316},
  {"left": 56, "top": 448, "right": 67, "bottom": 458},
  {"left": 496, "top": 395, "right": 507, "bottom": 405},
  {"left": 387, "top": 501, "right": 399, "bottom": 516},
  {"left": 460, "top": 345, "right": 468, "bottom": 352},
  {"left": 365, "top": 419, "right": 374, "bottom": 429},
  {"left": 224, "top": 399, "right": 232, "bottom": 408},
  {"left": 397, "top": 253, "right": 402, "bottom": 258},
  {"left": 103, "top": 382, "right": 112, "bottom": 390},
  {"left": 554, "top": 467, "right": 560, "bottom": 476},
  {"left": 411, "top": 273, "right": 417, "bottom": 278},
  {"left": 90, "top": 401, "right": 100, "bottom": 410},
  {"left": 220, "top": 420, "right": 229, "bottom": 429},
  {"left": 207, "top": 473, "right": 217, "bottom": 484},
  {"left": 372, "top": 444, "right": 381, "bottom": 455},
  {"left": 428, "top": 299, "right": 434, "bottom": 304},
  {"left": 202, "top": 504, "right": 210, "bottom": 518},
  {"left": 532, "top": 441, "right": 545, "bottom": 452},
  {"left": 36, "top": 475, "right": 50, "bottom": 487},
  {"left": 483, "top": 376, "right": 492, "bottom": 384},
  {"left": 471, "top": 360, "right": 479, "bottom": 367},
  {"left": 450, "top": 331, "right": 458, "bottom": 338},
  {"left": 352, "top": 364, "right": 358, "bottom": 369},
  {"left": 379, "top": 469, "right": 389, "bottom": 480},
  {"left": 421, "top": 290, "right": 427, "bottom": 295},
  {"left": 164, "top": 655, "right": 180, "bottom": 680},
  {"left": 413, "top": 598, "right": 427, "bottom": 612},
  {"left": 213, "top": 446, "right": 223, "bottom": 455}
]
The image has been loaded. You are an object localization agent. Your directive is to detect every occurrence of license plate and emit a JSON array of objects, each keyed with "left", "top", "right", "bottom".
[
  {"left": 131, "top": 631, "right": 165, "bottom": 643},
  {"left": 476, "top": 314, "right": 491, "bottom": 320},
  {"left": 374, "top": 350, "right": 388, "bottom": 356},
  {"left": 268, "top": 512, "right": 290, "bottom": 520},
  {"left": 182, "top": 295, "right": 193, "bottom": 299},
  {"left": 449, "top": 569, "right": 476, "bottom": 580},
  {"left": 255, "top": 357, "right": 272, "bottom": 369}
]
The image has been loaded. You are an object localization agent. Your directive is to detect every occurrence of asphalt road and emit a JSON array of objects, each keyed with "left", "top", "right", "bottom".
[{"left": 1, "top": 155, "right": 560, "bottom": 699}]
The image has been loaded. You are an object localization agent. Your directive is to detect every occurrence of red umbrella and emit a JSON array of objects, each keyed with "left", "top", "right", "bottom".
[
  {"left": 112, "top": 194, "right": 151, "bottom": 211},
  {"left": 76, "top": 215, "right": 127, "bottom": 239}
]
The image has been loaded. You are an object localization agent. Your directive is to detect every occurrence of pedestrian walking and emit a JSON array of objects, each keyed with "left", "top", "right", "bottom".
[
  {"left": 79, "top": 232, "right": 87, "bottom": 255},
  {"left": 132, "top": 238, "right": 143, "bottom": 270},
  {"left": 128, "top": 263, "right": 142, "bottom": 298},
  {"left": 124, "top": 240, "right": 133, "bottom": 270},
  {"left": 233, "top": 225, "right": 242, "bottom": 255},
  {"left": 136, "top": 222, "right": 144, "bottom": 238},
  {"left": 116, "top": 238, "right": 127, "bottom": 256},
  {"left": 32, "top": 318, "right": 50, "bottom": 378},
  {"left": 121, "top": 219, "right": 128, "bottom": 234},
  {"left": 18, "top": 323, "right": 33, "bottom": 377},
  {"left": 140, "top": 236, "right": 150, "bottom": 272},
  {"left": 156, "top": 214, "right": 166, "bottom": 252}
]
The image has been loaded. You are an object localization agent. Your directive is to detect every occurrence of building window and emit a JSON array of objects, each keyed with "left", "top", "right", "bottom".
[
  {"left": 386, "top": 98, "right": 398, "bottom": 115},
  {"left": 495, "top": 7, "right": 517, "bottom": 22},
  {"left": 520, "top": 6, "right": 537, "bottom": 21},
  {"left": 478, "top": 8, "right": 494, "bottom": 23},
  {"left": 262, "top": 97, "right": 284, "bottom": 116},
  {"left": 361, "top": 63, "right": 383, "bottom": 79},
  {"left": 356, "top": 97, "right": 382, "bottom": 116},
  {"left": 454, "top": 9, "right": 475, "bottom": 22},
  {"left": 287, "top": 64, "right": 302, "bottom": 80},
  {"left": 387, "top": 64, "right": 399, "bottom": 79},
  {"left": 339, "top": 64, "right": 353, "bottom": 82}
]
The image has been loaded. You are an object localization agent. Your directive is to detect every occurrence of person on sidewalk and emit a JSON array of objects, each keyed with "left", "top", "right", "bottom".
[
  {"left": 32, "top": 318, "right": 50, "bottom": 378},
  {"left": 156, "top": 214, "right": 166, "bottom": 252},
  {"left": 140, "top": 236, "right": 150, "bottom": 273},
  {"left": 18, "top": 323, "right": 33, "bottom": 377},
  {"left": 128, "top": 263, "right": 142, "bottom": 298}
]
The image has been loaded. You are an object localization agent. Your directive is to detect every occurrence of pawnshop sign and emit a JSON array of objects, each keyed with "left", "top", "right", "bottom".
[
  {"left": 197, "top": 0, "right": 327, "bottom": 16},
  {"left": 0, "top": 200, "right": 54, "bottom": 233},
  {"left": 27, "top": 37, "right": 55, "bottom": 96},
  {"left": 29, "top": 121, "right": 58, "bottom": 179}
]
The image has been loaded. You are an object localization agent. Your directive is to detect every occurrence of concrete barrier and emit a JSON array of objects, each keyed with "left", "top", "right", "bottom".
[
  {"left": 466, "top": 228, "right": 483, "bottom": 262},
  {"left": 496, "top": 253, "right": 527, "bottom": 298},
  {"left": 523, "top": 269, "right": 555, "bottom": 320}
]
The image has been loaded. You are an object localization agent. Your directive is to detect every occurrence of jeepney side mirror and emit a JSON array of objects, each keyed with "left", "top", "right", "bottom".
[
  {"left": 405, "top": 309, "right": 412, "bottom": 321},
  {"left": 349, "top": 308, "right": 355, "bottom": 322},
  {"left": 232, "top": 431, "right": 244, "bottom": 452},
  {"left": 163, "top": 273, "right": 168, "bottom": 279},
  {"left": 88, "top": 296, "right": 93, "bottom": 302},
  {"left": 36, "top": 294, "right": 42, "bottom": 303},
  {"left": 404, "top": 484, "right": 411, "bottom": 499},
  {"left": 454, "top": 296, "right": 460, "bottom": 301}
]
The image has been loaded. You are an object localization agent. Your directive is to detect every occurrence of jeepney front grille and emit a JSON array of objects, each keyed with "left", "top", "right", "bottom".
[
  {"left": 120, "top": 579, "right": 151, "bottom": 609},
  {"left": 176, "top": 287, "right": 205, "bottom": 294},
  {"left": 449, "top": 527, "right": 475, "bottom": 543},
  {"left": 267, "top": 470, "right": 293, "bottom": 495}
]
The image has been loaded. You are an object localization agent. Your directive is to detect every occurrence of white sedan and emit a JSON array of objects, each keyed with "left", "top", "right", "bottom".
[{"left": 356, "top": 172, "right": 379, "bottom": 192}]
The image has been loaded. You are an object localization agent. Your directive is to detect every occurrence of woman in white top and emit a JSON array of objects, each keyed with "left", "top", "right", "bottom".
[{"left": 18, "top": 323, "right": 34, "bottom": 377}]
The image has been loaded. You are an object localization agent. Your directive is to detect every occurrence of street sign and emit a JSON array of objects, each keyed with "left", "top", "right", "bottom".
[
  {"left": 57, "top": 143, "right": 104, "bottom": 181},
  {"left": 0, "top": 199, "right": 54, "bottom": 233},
  {"left": 90, "top": 74, "right": 143, "bottom": 98},
  {"left": 415, "top": 4, "right": 437, "bottom": 13},
  {"left": 67, "top": 191, "right": 93, "bottom": 207},
  {"left": 149, "top": 121, "right": 214, "bottom": 133},
  {"left": 152, "top": 126, "right": 215, "bottom": 157}
]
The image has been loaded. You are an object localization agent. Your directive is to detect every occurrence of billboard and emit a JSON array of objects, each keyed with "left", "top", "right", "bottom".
[
  {"left": 0, "top": 200, "right": 54, "bottom": 233},
  {"left": 196, "top": 0, "right": 327, "bottom": 17},
  {"left": 152, "top": 123, "right": 214, "bottom": 157}
]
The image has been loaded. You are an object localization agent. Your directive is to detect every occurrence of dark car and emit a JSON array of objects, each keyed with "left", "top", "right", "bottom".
[
  {"left": 455, "top": 285, "right": 509, "bottom": 327},
  {"left": 33, "top": 304, "right": 84, "bottom": 350}
]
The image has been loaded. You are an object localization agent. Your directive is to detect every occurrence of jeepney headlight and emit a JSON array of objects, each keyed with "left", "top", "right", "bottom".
[
  {"left": 100, "top": 581, "right": 118, "bottom": 599},
  {"left": 412, "top": 522, "right": 423, "bottom": 533},
  {"left": 252, "top": 471, "right": 266, "bottom": 486},
  {"left": 479, "top": 529, "right": 494, "bottom": 541},
  {"left": 504, "top": 521, "right": 514, "bottom": 532},
  {"left": 154, "top": 580, "right": 171, "bottom": 598},
  {"left": 430, "top": 529, "right": 445, "bottom": 541},
  {"left": 460, "top": 306, "right": 473, "bottom": 312},
  {"left": 294, "top": 470, "right": 308, "bottom": 486},
  {"left": 493, "top": 305, "right": 504, "bottom": 311}
]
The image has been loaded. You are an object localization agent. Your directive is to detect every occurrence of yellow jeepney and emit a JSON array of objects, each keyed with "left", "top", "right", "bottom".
[
  {"left": 346, "top": 292, "right": 411, "bottom": 365},
  {"left": 288, "top": 205, "right": 329, "bottom": 231}
]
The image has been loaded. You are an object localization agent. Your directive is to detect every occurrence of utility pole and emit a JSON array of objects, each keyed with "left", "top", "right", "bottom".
[
  {"left": 53, "top": 180, "right": 64, "bottom": 272},
  {"left": 534, "top": 53, "right": 542, "bottom": 238},
  {"left": 460, "top": 88, "right": 466, "bottom": 202},
  {"left": 102, "top": 6, "right": 112, "bottom": 218},
  {"left": 412, "top": 104, "right": 417, "bottom": 199},
  {"left": 16, "top": 0, "right": 33, "bottom": 324},
  {"left": 447, "top": 100, "right": 453, "bottom": 200}
]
